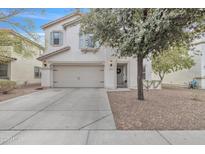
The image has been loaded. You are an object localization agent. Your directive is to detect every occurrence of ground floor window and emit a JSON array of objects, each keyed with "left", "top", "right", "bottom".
[
  {"left": 34, "top": 66, "right": 41, "bottom": 78},
  {"left": 0, "top": 64, "right": 8, "bottom": 79}
]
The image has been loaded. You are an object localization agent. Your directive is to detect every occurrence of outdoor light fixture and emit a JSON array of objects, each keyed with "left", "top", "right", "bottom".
[
  {"left": 109, "top": 60, "right": 113, "bottom": 67},
  {"left": 43, "top": 60, "right": 47, "bottom": 67}
]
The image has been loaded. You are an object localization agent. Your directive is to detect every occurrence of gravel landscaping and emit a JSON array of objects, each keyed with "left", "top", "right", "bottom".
[
  {"left": 0, "top": 84, "right": 43, "bottom": 102},
  {"left": 107, "top": 88, "right": 205, "bottom": 130}
]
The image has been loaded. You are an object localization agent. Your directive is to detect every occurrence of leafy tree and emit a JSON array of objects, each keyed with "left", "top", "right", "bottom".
[
  {"left": 0, "top": 9, "right": 44, "bottom": 63},
  {"left": 152, "top": 44, "right": 195, "bottom": 86},
  {"left": 81, "top": 8, "right": 205, "bottom": 100},
  {"left": 0, "top": 30, "right": 40, "bottom": 64}
]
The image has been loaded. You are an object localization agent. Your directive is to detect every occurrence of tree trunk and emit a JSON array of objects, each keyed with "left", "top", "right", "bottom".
[{"left": 137, "top": 55, "right": 144, "bottom": 100}]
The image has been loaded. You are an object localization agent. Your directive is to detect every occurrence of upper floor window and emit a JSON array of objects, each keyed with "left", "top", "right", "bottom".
[
  {"left": 79, "top": 34, "right": 99, "bottom": 49},
  {"left": 50, "top": 31, "right": 63, "bottom": 46}
]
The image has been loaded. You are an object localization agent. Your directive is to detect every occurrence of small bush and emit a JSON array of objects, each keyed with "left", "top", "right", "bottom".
[{"left": 0, "top": 80, "right": 16, "bottom": 94}]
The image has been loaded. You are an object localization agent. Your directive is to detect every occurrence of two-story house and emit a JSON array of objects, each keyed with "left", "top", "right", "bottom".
[
  {"left": 38, "top": 12, "right": 152, "bottom": 89},
  {"left": 0, "top": 29, "right": 44, "bottom": 86}
]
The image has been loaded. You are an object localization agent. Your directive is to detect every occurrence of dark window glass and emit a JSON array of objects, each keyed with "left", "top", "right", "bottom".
[
  {"left": 34, "top": 66, "right": 41, "bottom": 78},
  {"left": 79, "top": 34, "right": 98, "bottom": 48},
  {"left": 86, "top": 35, "right": 95, "bottom": 48},
  {"left": 53, "top": 32, "right": 60, "bottom": 45},
  {"left": 0, "top": 64, "right": 8, "bottom": 79}
]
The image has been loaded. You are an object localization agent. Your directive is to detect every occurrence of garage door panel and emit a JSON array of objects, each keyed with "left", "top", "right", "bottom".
[{"left": 53, "top": 65, "right": 104, "bottom": 87}]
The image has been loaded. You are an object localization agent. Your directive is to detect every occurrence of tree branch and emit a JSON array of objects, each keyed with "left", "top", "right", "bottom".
[
  {"left": 1, "top": 20, "right": 38, "bottom": 41},
  {"left": 0, "top": 9, "right": 24, "bottom": 21},
  {"left": 192, "top": 41, "right": 205, "bottom": 46},
  {"left": 153, "top": 71, "right": 165, "bottom": 88}
]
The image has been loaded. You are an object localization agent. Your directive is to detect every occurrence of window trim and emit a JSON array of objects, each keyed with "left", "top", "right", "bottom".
[
  {"left": 79, "top": 34, "right": 99, "bottom": 50},
  {"left": 50, "top": 31, "right": 63, "bottom": 47},
  {"left": 34, "top": 66, "right": 41, "bottom": 78},
  {"left": 0, "top": 64, "right": 9, "bottom": 79}
]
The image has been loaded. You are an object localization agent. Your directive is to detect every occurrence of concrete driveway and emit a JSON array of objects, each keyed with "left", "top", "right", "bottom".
[
  {"left": 1, "top": 88, "right": 205, "bottom": 145},
  {"left": 0, "top": 88, "right": 116, "bottom": 144}
]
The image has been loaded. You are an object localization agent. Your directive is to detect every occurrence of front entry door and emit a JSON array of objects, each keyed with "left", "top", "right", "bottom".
[
  {"left": 117, "top": 66, "right": 124, "bottom": 86},
  {"left": 117, "top": 64, "right": 127, "bottom": 88}
]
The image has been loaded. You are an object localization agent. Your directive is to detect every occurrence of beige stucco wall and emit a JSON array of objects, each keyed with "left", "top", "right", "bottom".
[
  {"left": 104, "top": 57, "right": 138, "bottom": 89},
  {"left": 44, "top": 15, "right": 81, "bottom": 54},
  {"left": 199, "top": 42, "right": 205, "bottom": 89},
  {"left": 0, "top": 32, "right": 44, "bottom": 85},
  {"left": 41, "top": 19, "right": 152, "bottom": 89},
  {"left": 41, "top": 45, "right": 151, "bottom": 89},
  {"left": 42, "top": 56, "right": 151, "bottom": 89},
  {"left": 10, "top": 44, "right": 43, "bottom": 85},
  {"left": 153, "top": 53, "right": 201, "bottom": 86}
]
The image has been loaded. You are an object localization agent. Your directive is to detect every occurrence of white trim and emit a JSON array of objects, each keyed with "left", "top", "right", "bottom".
[{"left": 48, "top": 61, "right": 105, "bottom": 65}]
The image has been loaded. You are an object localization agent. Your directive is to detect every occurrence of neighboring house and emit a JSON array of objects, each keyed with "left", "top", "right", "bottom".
[
  {"left": 0, "top": 29, "right": 44, "bottom": 86},
  {"left": 38, "top": 12, "right": 152, "bottom": 89},
  {"left": 152, "top": 40, "right": 205, "bottom": 89}
]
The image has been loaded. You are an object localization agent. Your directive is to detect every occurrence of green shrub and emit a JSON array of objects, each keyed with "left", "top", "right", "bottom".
[{"left": 0, "top": 80, "right": 16, "bottom": 94}]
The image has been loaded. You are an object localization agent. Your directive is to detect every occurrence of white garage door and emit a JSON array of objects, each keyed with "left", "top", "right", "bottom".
[{"left": 53, "top": 65, "right": 104, "bottom": 87}]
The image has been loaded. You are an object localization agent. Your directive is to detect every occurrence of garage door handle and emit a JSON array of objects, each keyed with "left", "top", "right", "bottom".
[
  {"left": 53, "top": 81, "right": 58, "bottom": 83},
  {"left": 100, "top": 81, "right": 104, "bottom": 83}
]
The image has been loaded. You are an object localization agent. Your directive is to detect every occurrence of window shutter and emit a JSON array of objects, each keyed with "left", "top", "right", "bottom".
[
  {"left": 87, "top": 35, "right": 92, "bottom": 48},
  {"left": 85, "top": 35, "right": 89, "bottom": 48},
  {"left": 79, "top": 34, "right": 84, "bottom": 48},
  {"left": 50, "top": 32, "right": 53, "bottom": 45},
  {"left": 59, "top": 32, "right": 63, "bottom": 45},
  {"left": 79, "top": 34, "right": 95, "bottom": 48},
  {"left": 85, "top": 34, "right": 95, "bottom": 48}
]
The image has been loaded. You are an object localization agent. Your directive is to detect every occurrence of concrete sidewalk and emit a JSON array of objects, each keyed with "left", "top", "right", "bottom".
[{"left": 1, "top": 130, "right": 205, "bottom": 144}]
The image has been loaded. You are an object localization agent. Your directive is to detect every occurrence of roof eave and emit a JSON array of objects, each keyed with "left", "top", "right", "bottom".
[
  {"left": 41, "top": 12, "right": 84, "bottom": 30},
  {"left": 0, "top": 55, "right": 17, "bottom": 64},
  {"left": 37, "top": 46, "right": 71, "bottom": 61},
  {"left": 63, "top": 18, "right": 81, "bottom": 29},
  {"left": 0, "top": 29, "right": 44, "bottom": 50}
]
